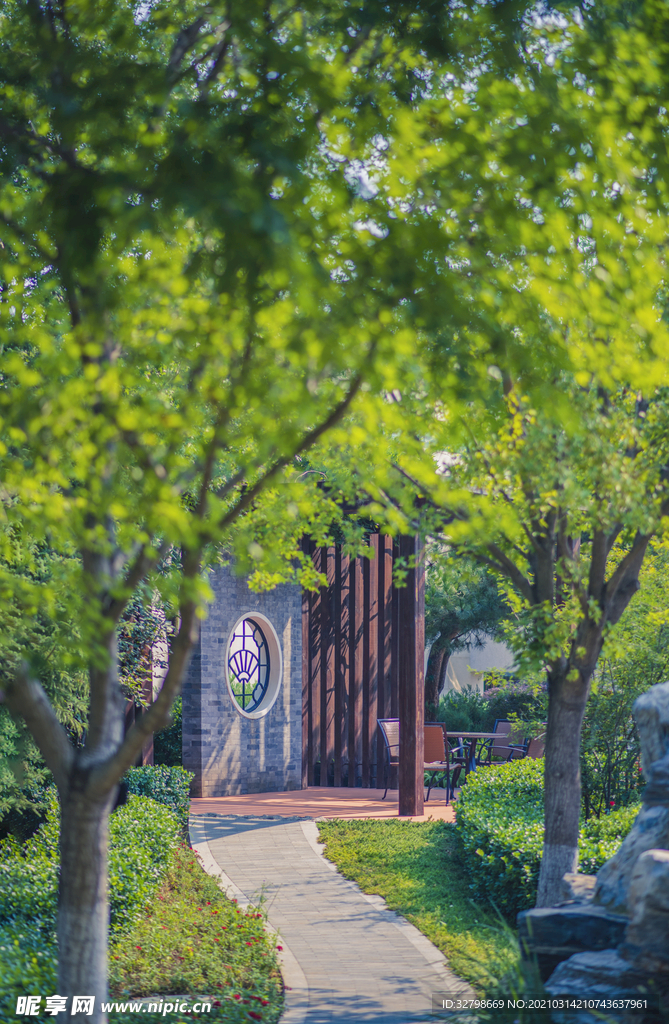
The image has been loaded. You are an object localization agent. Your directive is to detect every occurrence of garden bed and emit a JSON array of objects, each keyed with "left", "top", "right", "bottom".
[{"left": 0, "top": 788, "right": 283, "bottom": 1023}]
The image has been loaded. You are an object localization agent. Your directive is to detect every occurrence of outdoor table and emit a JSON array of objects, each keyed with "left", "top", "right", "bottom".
[{"left": 444, "top": 731, "right": 499, "bottom": 774}]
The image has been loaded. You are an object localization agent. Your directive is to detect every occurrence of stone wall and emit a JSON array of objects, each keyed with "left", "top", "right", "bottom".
[{"left": 182, "top": 566, "right": 303, "bottom": 797}]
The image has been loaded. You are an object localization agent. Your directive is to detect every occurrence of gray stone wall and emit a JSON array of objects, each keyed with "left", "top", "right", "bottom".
[{"left": 182, "top": 566, "right": 303, "bottom": 797}]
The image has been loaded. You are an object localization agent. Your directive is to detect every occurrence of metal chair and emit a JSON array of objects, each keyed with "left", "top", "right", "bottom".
[
  {"left": 377, "top": 718, "right": 400, "bottom": 800},
  {"left": 424, "top": 723, "right": 462, "bottom": 803},
  {"left": 477, "top": 719, "right": 523, "bottom": 765},
  {"left": 377, "top": 719, "right": 462, "bottom": 803}
]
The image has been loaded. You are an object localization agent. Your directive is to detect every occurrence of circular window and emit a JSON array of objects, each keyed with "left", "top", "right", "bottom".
[{"left": 225, "top": 613, "right": 282, "bottom": 718}]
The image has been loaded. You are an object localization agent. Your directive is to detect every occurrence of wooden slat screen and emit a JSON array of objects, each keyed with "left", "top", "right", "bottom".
[{"left": 302, "top": 533, "right": 423, "bottom": 794}]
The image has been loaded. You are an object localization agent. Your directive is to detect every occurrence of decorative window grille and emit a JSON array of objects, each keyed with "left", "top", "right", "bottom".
[{"left": 227, "top": 618, "right": 270, "bottom": 712}]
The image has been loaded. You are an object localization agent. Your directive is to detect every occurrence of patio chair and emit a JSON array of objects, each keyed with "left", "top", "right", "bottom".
[
  {"left": 477, "top": 719, "right": 525, "bottom": 766},
  {"left": 508, "top": 730, "right": 546, "bottom": 760},
  {"left": 424, "top": 723, "right": 463, "bottom": 803},
  {"left": 377, "top": 719, "right": 463, "bottom": 803},
  {"left": 378, "top": 718, "right": 400, "bottom": 799}
]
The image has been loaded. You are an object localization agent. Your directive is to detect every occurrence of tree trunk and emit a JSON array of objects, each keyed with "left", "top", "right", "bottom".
[
  {"left": 425, "top": 644, "right": 448, "bottom": 718},
  {"left": 58, "top": 784, "right": 114, "bottom": 1023},
  {"left": 536, "top": 666, "right": 590, "bottom": 907}
]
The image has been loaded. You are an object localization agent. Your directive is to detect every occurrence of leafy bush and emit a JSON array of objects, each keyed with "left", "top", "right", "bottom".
[
  {"left": 153, "top": 696, "right": 182, "bottom": 767},
  {"left": 108, "top": 797, "right": 182, "bottom": 935},
  {"left": 455, "top": 758, "right": 639, "bottom": 917},
  {"left": 438, "top": 683, "right": 547, "bottom": 735},
  {"left": 124, "top": 764, "right": 194, "bottom": 825},
  {"left": 0, "top": 792, "right": 181, "bottom": 1021}
]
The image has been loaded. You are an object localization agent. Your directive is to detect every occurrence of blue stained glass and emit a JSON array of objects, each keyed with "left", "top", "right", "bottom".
[{"left": 227, "top": 618, "right": 270, "bottom": 712}]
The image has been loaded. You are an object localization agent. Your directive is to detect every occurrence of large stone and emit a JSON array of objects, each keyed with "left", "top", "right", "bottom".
[
  {"left": 560, "top": 873, "right": 596, "bottom": 904},
  {"left": 619, "top": 849, "right": 669, "bottom": 974},
  {"left": 594, "top": 681, "right": 669, "bottom": 916},
  {"left": 517, "top": 905, "right": 627, "bottom": 981},
  {"left": 594, "top": 804, "right": 669, "bottom": 915},
  {"left": 545, "top": 950, "right": 667, "bottom": 1024},
  {"left": 634, "top": 682, "right": 669, "bottom": 775}
]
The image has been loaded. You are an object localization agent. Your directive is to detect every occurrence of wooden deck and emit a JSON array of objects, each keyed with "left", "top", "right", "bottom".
[{"left": 190, "top": 786, "right": 456, "bottom": 822}]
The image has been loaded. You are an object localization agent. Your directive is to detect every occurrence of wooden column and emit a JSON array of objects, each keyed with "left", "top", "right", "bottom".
[
  {"left": 322, "top": 547, "right": 336, "bottom": 786},
  {"left": 398, "top": 534, "right": 425, "bottom": 817},
  {"left": 301, "top": 539, "right": 312, "bottom": 789}
]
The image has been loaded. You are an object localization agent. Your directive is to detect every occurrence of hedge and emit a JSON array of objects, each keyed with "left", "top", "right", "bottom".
[
  {"left": 124, "top": 764, "right": 194, "bottom": 825},
  {"left": 455, "top": 758, "right": 640, "bottom": 917},
  {"left": 0, "top": 792, "right": 182, "bottom": 1021}
]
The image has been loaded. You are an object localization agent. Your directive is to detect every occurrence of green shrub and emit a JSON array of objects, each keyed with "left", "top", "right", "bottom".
[
  {"left": 0, "top": 793, "right": 181, "bottom": 1021},
  {"left": 153, "top": 696, "right": 182, "bottom": 767},
  {"left": 109, "top": 846, "right": 283, "bottom": 1021},
  {"left": 0, "top": 920, "right": 59, "bottom": 1021},
  {"left": 455, "top": 758, "right": 639, "bottom": 917},
  {"left": 438, "top": 683, "right": 547, "bottom": 734},
  {"left": 124, "top": 764, "right": 194, "bottom": 826},
  {"left": 109, "top": 797, "right": 182, "bottom": 936}
]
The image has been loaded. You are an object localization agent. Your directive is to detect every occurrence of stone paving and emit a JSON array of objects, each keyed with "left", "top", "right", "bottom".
[{"left": 189, "top": 812, "right": 474, "bottom": 1024}]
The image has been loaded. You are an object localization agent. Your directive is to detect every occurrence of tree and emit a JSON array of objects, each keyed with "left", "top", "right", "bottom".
[
  {"left": 0, "top": 2, "right": 450, "bottom": 1016},
  {"left": 321, "top": 0, "right": 669, "bottom": 906},
  {"left": 353, "top": 384, "right": 669, "bottom": 906},
  {"left": 581, "top": 540, "right": 669, "bottom": 818},
  {"left": 424, "top": 554, "right": 507, "bottom": 717}
]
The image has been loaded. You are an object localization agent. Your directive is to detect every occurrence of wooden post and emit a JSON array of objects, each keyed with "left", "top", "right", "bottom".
[
  {"left": 398, "top": 534, "right": 425, "bottom": 817},
  {"left": 301, "top": 539, "right": 311, "bottom": 789}
]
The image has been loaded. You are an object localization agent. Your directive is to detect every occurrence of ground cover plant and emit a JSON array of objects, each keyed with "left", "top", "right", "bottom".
[
  {"left": 316, "top": 818, "right": 518, "bottom": 995},
  {"left": 455, "top": 759, "right": 640, "bottom": 917},
  {"left": 109, "top": 847, "right": 282, "bottom": 1024}
]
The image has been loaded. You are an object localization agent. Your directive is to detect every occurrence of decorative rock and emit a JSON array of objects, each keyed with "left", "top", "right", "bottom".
[
  {"left": 594, "top": 804, "right": 669, "bottom": 915},
  {"left": 560, "top": 873, "right": 596, "bottom": 904},
  {"left": 517, "top": 905, "right": 627, "bottom": 982},
  {"left": 594, "top": 681, "right": 669, "bottom": 916},
  {"left": 619, "top": 849, "right": 669, "bottom": 974},
  {"left": 545, "top": 950, "right": 666, "bottom": 1024},
  {"left": 634, "top": 682, "right": 669, "bottom": 776}
]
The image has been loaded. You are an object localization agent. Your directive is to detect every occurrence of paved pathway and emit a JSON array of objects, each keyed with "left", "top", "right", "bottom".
[{"left": 189, "top": 813, "right": 474, "bottom": 1024}]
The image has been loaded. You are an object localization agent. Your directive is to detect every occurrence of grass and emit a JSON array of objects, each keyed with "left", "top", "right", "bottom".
[
  {"left": 316, "top": 818, "right": 521, "bottom": 995},
  {"left": 109, "top": 846, "right": 283, "bottom": 1023}
]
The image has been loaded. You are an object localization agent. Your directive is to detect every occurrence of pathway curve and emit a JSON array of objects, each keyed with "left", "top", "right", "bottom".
[{"left": 189, "top": 813, "right": 474, "bottom": 1024}]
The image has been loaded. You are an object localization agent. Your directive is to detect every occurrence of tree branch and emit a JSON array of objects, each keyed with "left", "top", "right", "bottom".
[
  {"left": 587, "top": 528, "right": 608, "bottom": 603},
  {"left": 105, "top": 539, "right": 170, "bottom": 624},
  {"left": 88, "top": 596, "right": 199, "bottom": 797},
  {"left": 485, "top": 542, "right": 534, "bottom": 602},
  {"left": 217, "top": 370, "right": 367, "bottom": 533},
  {"left": 603, "top": 530, "right": 653, "bottom": 627},
  {"left": 0, "top": 664, "right": 74, "bottom": 791}
]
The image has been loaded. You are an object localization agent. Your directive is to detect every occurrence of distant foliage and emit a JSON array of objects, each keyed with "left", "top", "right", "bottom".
[
  {"left": 153, "top": 696, "right": 182, "bottom": 768},
  {"left": 455, "top": 759, "right": 639, "bottom": 917},
  {"left": 437, "top": 683, "right": 547, "bottom": 734},
  {"left": 125, "top": 764, "right": 194, "bottom": 826}
]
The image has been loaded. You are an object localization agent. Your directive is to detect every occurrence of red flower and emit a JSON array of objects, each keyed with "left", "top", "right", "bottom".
[
  {"left": 276, "top": 945, "right": 283, "bottom": 951},
  {"left": 234, "top": 994, "right": 241, "bottom": 1000},
  {"left": 249, "top": 1013, "right": 262, "bottom": 1021},
  {"left": 610, "top": 800, "right": 615, "bottom": 806},
  {"left": 136, "top": 945, "right": 142, "bottom": 950},
  {"left": 246, "top": 941, "right": 253, "bottom": 946}
]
